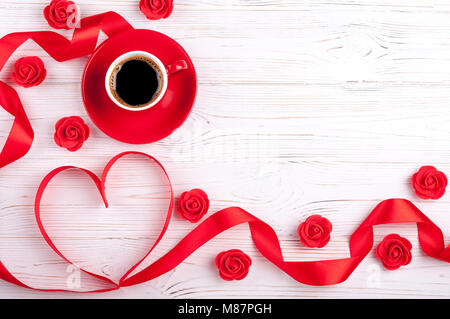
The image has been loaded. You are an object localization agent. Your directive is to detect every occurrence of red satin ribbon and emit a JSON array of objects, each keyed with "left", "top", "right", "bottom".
[
  {"left": 0, "top": 11, "right": 134, "bottom": 169},
  {"left": 0, "top": 151, "right": 449, "bottom": 292}
]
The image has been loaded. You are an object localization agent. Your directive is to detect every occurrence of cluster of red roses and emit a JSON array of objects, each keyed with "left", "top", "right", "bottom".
[
  {"left": 9, "top": 0, "right": 175, "bottom": 153},
  {"left": 297, "top": 166, "right": 448, "bottom": 271},
  {"left": 176, "top": 189, "right": 252, "bottom": 281},
  {"left": 181, "top": 166, "right": 448, "bottom": 280},
  {"left": 297, "top": 215, "right": 413, "bottom": 270},
  {"left": 10, "top": 55, "right": 88, "bottom": 152},
  {"left": 43, "top": 0, "right": 174, "bottom": 28}
]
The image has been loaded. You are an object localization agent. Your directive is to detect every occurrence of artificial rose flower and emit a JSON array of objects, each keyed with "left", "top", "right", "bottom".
[
  {"left": 139, "top": 0, "right": 174, "bottom": 20},
  {"left": 376, "top": 234, "right": 412, "bottom": 270},
  {"left": 215, "top": 249, "right": 252, "bottom": 281},
  {"left": 54, "top": 116, "right": 90, "bottom": 152},
  {"left": 412, "top": 166, "right": 448, "bottom": 200},
  {"left": 44, "top": 0, "right": 79, "bottom": 30},
  {"left": 297, "top": 215, "right": 332, "bottom": 248},
  {"left": 11, "top": 57, "right": 47, "bottom": 88},
  {"left": 177, "top": 189, "right": 209, "bottom": 223}
]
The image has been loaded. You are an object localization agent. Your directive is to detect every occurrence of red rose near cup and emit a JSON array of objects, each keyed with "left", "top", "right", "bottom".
[
  {"left": 44, "top": 0, "right": 79, "bottom": 30},
  {"left": 215, "top": 249, "right": 252, "bottom": 281},
  {"left": 297, "top": 215, "right": 332, "bottom": 248},
  {"left": 140, "top": 0, "right": 174, "bottom": 20},
  {"left": 177, "top": 189, "right": 209, "bottom": 223},
  {"left": 412, "top": 166, "right": 448, "bottom": 200},
  {"left": 376, "top": 234, "right": 412, "bottom": 270},
  {"left": 104, "top": 50, "right": 188, "bottom": 112},
  {"left": 11, "top": 56, "right": 47, "bottom": 88},
  {"left": 54, "top": 116, "right": 90, "bottom": 152}
]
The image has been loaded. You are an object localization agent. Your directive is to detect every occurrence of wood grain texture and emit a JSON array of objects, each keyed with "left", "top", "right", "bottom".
[{"left": 1, "top": 0, "right": 450, "bottom": 298}]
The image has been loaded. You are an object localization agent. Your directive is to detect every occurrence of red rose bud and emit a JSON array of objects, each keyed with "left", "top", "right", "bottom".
[
  {"left": 140, "top": 0, "right": 174, "bottom": 20},
  {"left": 54, "top": 116, "right": 90, "bottom": 152},
  {"left": 297, "top": 215, "right": 332, "bottom": 248},
  {"left": 215, "top": 249, "right": 252, "bottom": 281},
  {"left": 376, "top": 234, "right": 412, "bottom": 270},
  {"left": 44, "top": 0, "right": 79, "bottom": 30},
  {"left": 177, "top": 189, "right": 209, "bottom": 223},
  {"left": 11, "top": 57, "right": 47, "bottom": 88},
  {"left": 412, "top": 166, "right": 448, "bottom": 200}
]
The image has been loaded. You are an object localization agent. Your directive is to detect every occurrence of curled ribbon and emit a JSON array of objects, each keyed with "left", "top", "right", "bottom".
[
  {"left": 0, "top": 11, "right": 134, "bottom": 169},
  {"left": 0, "top": 152, "right": 449, "bottom": 292}
]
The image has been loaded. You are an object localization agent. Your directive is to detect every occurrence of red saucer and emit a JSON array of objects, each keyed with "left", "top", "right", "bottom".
[{"left": 82, "top": 29, "right": 197, "bottom": 144}]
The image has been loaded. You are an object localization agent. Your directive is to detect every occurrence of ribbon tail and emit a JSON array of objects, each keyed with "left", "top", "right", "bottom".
[
  {"left": 0, "top": 261, "right": 31, "bottom": 289},
  {"left": 0, "top": 81, "right": 33, "bottom": 168}
]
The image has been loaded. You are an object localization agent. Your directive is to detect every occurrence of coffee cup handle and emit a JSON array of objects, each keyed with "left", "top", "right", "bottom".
[{"left": 165, "top": 60, "right": 188, "bottom": 76}]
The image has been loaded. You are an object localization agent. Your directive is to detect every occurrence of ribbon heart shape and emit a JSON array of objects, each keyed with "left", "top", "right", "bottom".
[
  {"left": 1, "top": 151, "right": 449, "bottom": 292},
  {"left": 35, "top": 152, "right": 174, "bottom": 292},
  {"left": 2, "top": 152, "right": 174, "bottom": 292}
]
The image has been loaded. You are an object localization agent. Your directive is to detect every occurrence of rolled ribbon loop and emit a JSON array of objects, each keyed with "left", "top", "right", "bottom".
[
  {"left": 1, "top": 152, "right": 449, "bottom": 292},
  {"left": 0, "top": 11, "right": 134, "bottom": 169}
]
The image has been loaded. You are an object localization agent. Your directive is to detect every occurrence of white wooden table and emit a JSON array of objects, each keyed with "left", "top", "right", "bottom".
[{"left": 1, "top": 0, "right": 450, "bottom": 299}]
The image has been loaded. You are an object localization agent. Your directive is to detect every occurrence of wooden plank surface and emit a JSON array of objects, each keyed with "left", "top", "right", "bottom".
[{"left": 0, "top": 0, "right": 450, "bottom": 298}]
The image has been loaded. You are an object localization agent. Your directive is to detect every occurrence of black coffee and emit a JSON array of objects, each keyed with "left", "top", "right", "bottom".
[{"left": 115, "top": 59, "right": 159, "bottom": 106}]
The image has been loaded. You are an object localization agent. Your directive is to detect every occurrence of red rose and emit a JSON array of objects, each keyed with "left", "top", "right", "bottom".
[
  {"left": 44, "top": 0, "right": 79, "bottom": 30},
  {"left": 412, "top": 166, "right": 447, "bottom": 200},
  {"left": 297, "top": 215, "right": 332, "bottom": 248},
  {"left": 376, "top": 234, "right": 412, "bottom": 270},
  {"left": 54, "top": 116, "right": 90, "bottom": 152},
  {"left": 177, "top": 189, "right": 209, "bottom": 223},
  {"left": 11, "top": 57, "right": 47, "bottom": 88},
  {"left": 215, "top": 249, "right": 252, "bottom": 281},
  {"left": 139, "top": 0, "right": 174, "bottom": 20}
]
